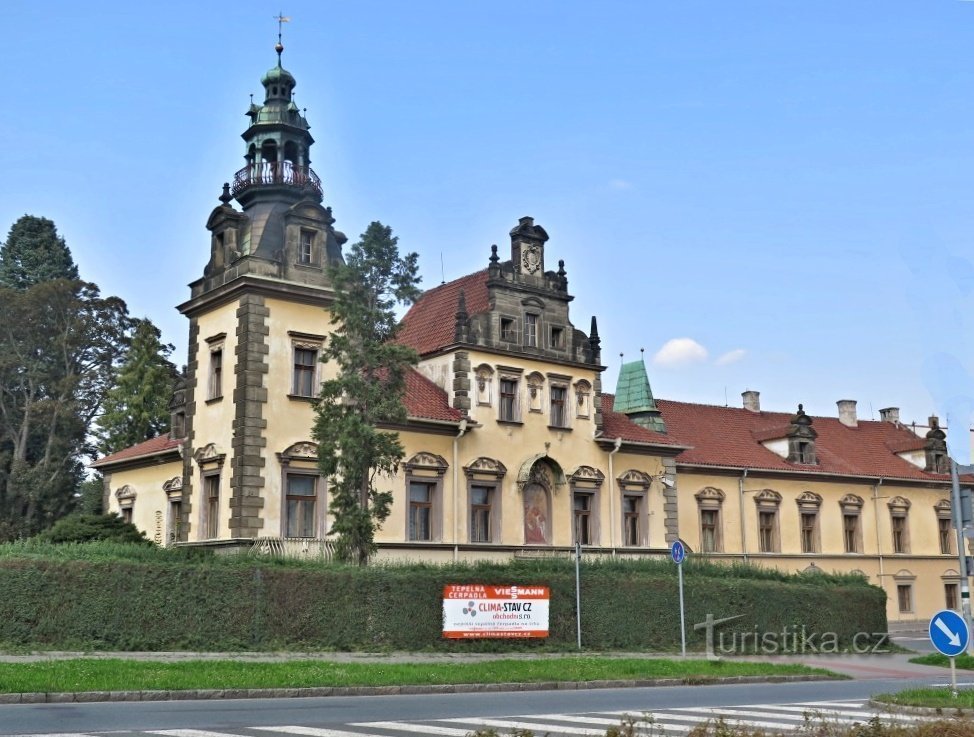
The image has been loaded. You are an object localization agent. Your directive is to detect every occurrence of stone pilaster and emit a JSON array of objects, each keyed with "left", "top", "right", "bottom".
[
  {"left": 451, "top": 350, "right": 471, "bottom": 414},
  {"left": 179, "top": 317, "right": 200, "bottom": 541},
  {"left": 229, "top": 295, "right": 269, "bottom": 538},
  {"left": 662, "top": 457, "right": 679, "bottom": 544}
]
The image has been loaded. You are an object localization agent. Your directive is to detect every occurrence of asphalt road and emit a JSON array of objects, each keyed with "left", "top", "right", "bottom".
[{"left": 0, "top": 675, "right": 964, "bottom": 736}]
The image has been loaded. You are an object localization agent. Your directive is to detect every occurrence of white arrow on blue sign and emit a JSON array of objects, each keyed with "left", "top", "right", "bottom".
[
  {"left": 671, "top": 540, "right": 686, "bottom": 565},
  {"left": 929, "top": 609, "right": 970, "bottom": 657}
]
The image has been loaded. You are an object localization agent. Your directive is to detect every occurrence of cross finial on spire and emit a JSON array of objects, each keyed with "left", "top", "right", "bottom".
[{"left": 274, "top": 12, "right": 290, "bottom": 63}]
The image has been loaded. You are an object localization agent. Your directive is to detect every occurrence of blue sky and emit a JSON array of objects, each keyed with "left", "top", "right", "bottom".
[{"left": 3, "top": 1, "right": 974, "bottom": 456}]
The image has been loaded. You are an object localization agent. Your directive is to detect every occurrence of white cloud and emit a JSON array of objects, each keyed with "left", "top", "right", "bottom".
[
  {"left": 609, "top": 179, "right": 633, "bottom": 190},
  {"left": 653, "top": 338, "right": 708, "bottom": 368},
  {"left": 716, "top": 348, "right": 747, "bottom": 366}
]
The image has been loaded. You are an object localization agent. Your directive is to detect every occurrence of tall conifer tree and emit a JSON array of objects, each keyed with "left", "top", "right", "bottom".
[
  {"left": 0, "top": 215, "right": 79, "bottom": 289},
  {"left": 313, "top": 222, "right": 420, "bottom": 564},
  {"left": 96, "top": 319, "right": 176, "bottom": 454}
]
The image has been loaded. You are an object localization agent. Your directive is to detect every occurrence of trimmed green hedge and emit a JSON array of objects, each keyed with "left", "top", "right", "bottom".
[{"left": 0, "top": 544, "right": 887, "bottom": 652}]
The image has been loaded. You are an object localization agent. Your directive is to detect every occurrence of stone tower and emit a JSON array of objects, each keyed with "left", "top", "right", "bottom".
[{"left": 175, "top": 41, "right": 345, "bottom": 543}]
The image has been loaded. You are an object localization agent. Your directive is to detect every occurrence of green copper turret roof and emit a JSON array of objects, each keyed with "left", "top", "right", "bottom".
[{"left": 614, "top": 359, "right": 666, "bottom": 432}]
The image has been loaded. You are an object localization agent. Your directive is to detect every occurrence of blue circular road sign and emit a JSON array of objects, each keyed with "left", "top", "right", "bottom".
[
  {"left": 929, "top": 609, "right": 970, "bottom": 657},
  {"left": 671, "top": 540, "right": 686, "bottom": 565}
]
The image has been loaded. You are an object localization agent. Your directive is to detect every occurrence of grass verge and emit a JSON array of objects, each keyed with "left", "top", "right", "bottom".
[
  {"left": 874, "top": 686, "right": 974, "bottom": 710},
  {"left": 910, "top": 653, "right": 974, "bottom": 669},
  {"left": 0, "top": 657, "right": 835, "bottom": 694}
]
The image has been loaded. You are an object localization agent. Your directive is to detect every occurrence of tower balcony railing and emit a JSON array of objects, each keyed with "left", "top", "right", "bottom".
[{"left": 231, "top": 160, "right": 322, "bottom": 198}]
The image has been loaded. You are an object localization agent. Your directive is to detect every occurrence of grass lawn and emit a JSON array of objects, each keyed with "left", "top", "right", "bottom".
[
  {"left": 910, "top": 653, "right": 974, "bottom": 669},
  {"left": 0, "top": 657, "right": 836, "bottom": 694},
  {"left": 873, "top": 686, "right": 974, "bottom": 710}
]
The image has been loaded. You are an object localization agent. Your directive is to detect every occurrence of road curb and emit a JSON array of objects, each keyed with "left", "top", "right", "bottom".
[{"left": 0, "top": 674, "right": 839, "bottom": 704}]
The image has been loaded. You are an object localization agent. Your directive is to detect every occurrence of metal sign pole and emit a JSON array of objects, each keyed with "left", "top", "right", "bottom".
[
  {"left": 950, "top": 461, "right": 974, "bottom": 654},
  {"left": 952, "top": 655, "right": 958, "bottom": 698},
  {"left": 575, "top": 539, "right": 582, "bottom": 651},
  {"left": 678, "top": 560, "right": 687, "bottom": 657}
]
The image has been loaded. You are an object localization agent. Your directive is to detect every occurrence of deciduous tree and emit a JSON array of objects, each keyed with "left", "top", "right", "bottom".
[{"left": 313, "top": 222, "right": 420, "bottom": 565}]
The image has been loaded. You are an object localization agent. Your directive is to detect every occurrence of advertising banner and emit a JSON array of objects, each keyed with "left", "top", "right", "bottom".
[{"left": 442, "top": 584, "right": 550, "bottom": 639}]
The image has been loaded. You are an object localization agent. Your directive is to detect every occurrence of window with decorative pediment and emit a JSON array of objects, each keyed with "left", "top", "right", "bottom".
[
  {"left": 936, "top": 499, "right": 953, "bottom": 555},
  {"left": 163, "top": 476, "right": 183, "bottom": 545},
  {"left": 194, "top": 443, "right": 226, "bottom": 540},
  {"left": 618, "top": 469, "right": 651, "bottom": 547},
  {"left": 115, "top": 485, "right": 136, "bottom": 524},
  {"left": 277, "top": 442, "right": 325, "bottom": 538},
  {"left": 474, "top": 364, "right": 494, "bottom": 407},
  {"left": 888, "top": 496, "right": 911, "bottom": 554},
  {"left": 464, "top": 457, "right": 507, "bottom": 544},
  {"left": 404, "top": 452, "right": 448, "bottom": 542},
  {"left": 568, "top": 465, "right": 604, "bottom": 547},
  {"left": 841, "top": 494, "right": 864, "bottom": 553},
  {"left": 695, "top": 487, "right": 725, "bottom": 553},
  {"left": 754, "top": 489, "right": 782, "bottom": 553},
  {"left": 796, "top": 491, "right": 822, "bottom": 554},
  {"left": 548, "top": 373, "right": 571, "bottom": 429},
  {"left": 894, "top": 569, "right": 915, "bottom": 613}
]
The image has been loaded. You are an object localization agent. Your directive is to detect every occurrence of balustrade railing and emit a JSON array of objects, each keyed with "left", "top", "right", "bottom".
[{"left": 231, "top": 161, "right": 322, "bottom": 198}]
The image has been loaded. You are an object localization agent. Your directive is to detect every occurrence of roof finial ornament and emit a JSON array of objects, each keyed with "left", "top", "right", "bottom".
[{"left": 274, "top": 12, "right": 290, "bottom": 65}]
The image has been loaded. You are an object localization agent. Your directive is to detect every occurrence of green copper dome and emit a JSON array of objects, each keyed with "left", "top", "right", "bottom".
[{"left": 262, "top": 63, "right": 296, "bottom": 87}]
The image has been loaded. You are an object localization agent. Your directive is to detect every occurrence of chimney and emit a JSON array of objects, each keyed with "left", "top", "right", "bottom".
[
  {"left": 742, "top": 390, "right": 760, "bottom": 412},
  {"left": 878, "top": 407, "right": 900, "bottom": 425},
  {"left": 837, "top": 399, "right": 858, "bottom": 428}
]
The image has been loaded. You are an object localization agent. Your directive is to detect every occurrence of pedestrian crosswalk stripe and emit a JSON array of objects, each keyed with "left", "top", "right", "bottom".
[
  {"left": 149, "top": 731, "right": 256, "bottom": 737},
  {"left": 349, "top": 722, "right": 471, "bottom": 736},
  {"left": 440, "top": 716, "right": 610, "bottom": 735},
  {"left": 255, "top": 727, "right": 385, "bottom": 737}
]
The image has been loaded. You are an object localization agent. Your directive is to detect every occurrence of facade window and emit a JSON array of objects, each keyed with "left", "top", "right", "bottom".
[
  {"left": 758, "top": 511, "right": 777, "bottom": 553},
  {"left": 500, "top": 317, "right": 515, "bottom": 341},
  {"left": 168, "top": 499, "right": 182, "bottom": 544},
  {"left": 550, "top": 386, "right": 568, "bottom": 428},
  {"left": 946, "top": 582, "right": 960, "bottom": 611},
  {"left": 800, "top": 512, "right": 818, "bottom": 554},
  {"left": 208, "top": 348, "right": 223, "bottom": 400},
  {"left": 696, "top": 487, "right": 725, "bottom": 553},
  {"left": 889, "top": 497, "right": 911, "bottom": 554},
  {"left": 897, "top": 584, "right": 913, "bottom": 613},
  {"left": 470, "top": 485, "right": 493, "bottom": 543},
  {"left": 701, "top": 510, "right": 720, "bottom": 553},
  {"left": 573, "top": 492, "right": 594, "bottom": 546},
  {"left": 939, "top": 518, "right": 954, "bottom": 556},
  {"left": 937, "top": 500, "right": 954, "bottom": 555},
  {"left": 204, "top": 474, "right": 220, "bottom": 539},
  {"left": 499, "top": 377, "right": 520, "bottom": 422},
  {"left": 524, "top": 314, "right": 538, "bottom": 347},
  {"left": 796, "top": 491, "right": 822, "bottom": 554},
  {"left": 550, "top": 326, "right": 564, "bottom": 349},
  {"left": 121, "top": 507, "right": 133, "bottom": 524},
  {"left": 623, "top": 495, "right": 641, "bottom": 546},
  {"left": 299, "top": 229, "right": 314, "bottom": 264},
  {"left": 292, "top": 347, "right": 318, "bottom": 397},
  {"left": 754, "top": 489, "right": 781, "bottom": 553},
  {"left": 840, "top": 494, "right": 864, "bottom": 554},
  {"left": 409, "top": 481, "right": 434, "bottom": 541},
  {"left": 285, "top": 473, "right": 317, "bottom": 538}
]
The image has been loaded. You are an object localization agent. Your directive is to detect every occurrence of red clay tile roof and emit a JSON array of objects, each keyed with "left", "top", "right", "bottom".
[
  {"left": 601, "top": 394, "right": 686, "bottom": 447},
  {"left": 91, "top": 435, "right": 182, "bottom": 468},
  {"left": 398, "top": 269, "right": 490, "bottom": 356},
  {"left": 404, "top": 369, "right": 465, "bottom": 422},
  {"left": 655, "top": 399, "right": 948, "bottom": 481}
]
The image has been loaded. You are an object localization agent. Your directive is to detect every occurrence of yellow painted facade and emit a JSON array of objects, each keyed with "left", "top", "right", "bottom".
[{"left": 92, "top": 48, "right": 965, "bottom": 629}]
